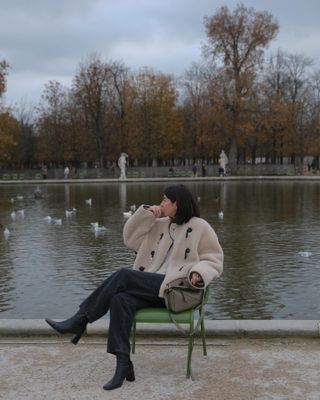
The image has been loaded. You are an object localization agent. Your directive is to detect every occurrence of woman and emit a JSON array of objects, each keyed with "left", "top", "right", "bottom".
[{"left": 45, "top": 184, "right": 223, "bottom": 390}]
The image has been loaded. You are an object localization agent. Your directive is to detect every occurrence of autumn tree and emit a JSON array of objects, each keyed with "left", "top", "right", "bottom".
[
  {"left": 128, "top": 68, "right": 183, "bottom": 165},
  {"left": 0, "top": 59, "right": 20, "bottom": 166},
  {"left": 0, "top": 111, "right": 19, "bottom": 165},
  {"left": 203, "top": 3, "right": 279, "bottom": 167},
  {"left": 308, "top": 70, "right": 320, "bottom": 168},
  {"left": 0, "top": 59, "right": 9, "bottom": 98},
  {"left": 263, "top": 50, "right": 313, "bottom": 164},
  {"left": 72, "top": 56, "right": 129, "bottom": 167},
  {"left": 36, "top": 80, "right": 70, "bottom": 165},
  {"left": 258, "top": 51, "right": 290, "bottom": 163},
  {"left": 11, "top": 101, "right": 37, "bottom": 168},
  {"left": 105, "top": 61, "right": 130, "bottom": 157},
  {"left": 181, "top": 62, "right": 214, "bottom": 160},
  {"left": 181, "top": 61, "right": 239, "bottom": 163},
  {"left": 282, "top": 53, "right": 313, "bottom": 164}
]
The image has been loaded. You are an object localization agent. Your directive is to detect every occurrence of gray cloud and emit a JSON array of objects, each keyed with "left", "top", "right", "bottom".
[{"left": 1, "top": 0, "right": 320, "bottom": 106}]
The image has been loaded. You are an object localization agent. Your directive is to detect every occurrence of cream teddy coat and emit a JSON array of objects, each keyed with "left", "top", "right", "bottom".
[{"left": 123, "top": 205, "right": 224, "bottom": 297}]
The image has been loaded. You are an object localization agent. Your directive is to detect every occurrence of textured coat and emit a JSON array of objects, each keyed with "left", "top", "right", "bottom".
[{"left": 123, "top": 205, "right": 223, "bottom": 297}]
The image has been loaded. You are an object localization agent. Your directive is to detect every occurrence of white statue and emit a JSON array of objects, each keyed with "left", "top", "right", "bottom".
[
  {"left": 118, "top": 153, "right": 128, "bottom": 179},
  {"left": 219, "top": 150, "right": 228, "bottom": 176}
]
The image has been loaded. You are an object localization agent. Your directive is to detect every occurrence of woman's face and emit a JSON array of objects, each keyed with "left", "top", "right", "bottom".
[{"left": 160, "top": 195, "right": 177, "bottom": 218}]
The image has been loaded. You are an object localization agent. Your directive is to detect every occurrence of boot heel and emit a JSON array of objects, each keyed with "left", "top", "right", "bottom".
[
  {"left": 126, "top": 363, "right": 135, "bottom": 382},
  {"left": 71, "top": 326, "right": 86, "bottom": 345}
]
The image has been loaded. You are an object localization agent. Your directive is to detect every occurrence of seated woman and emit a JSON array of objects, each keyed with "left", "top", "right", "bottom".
[{"left": 45, "top": 184, "right": 223, "bottom": 391}]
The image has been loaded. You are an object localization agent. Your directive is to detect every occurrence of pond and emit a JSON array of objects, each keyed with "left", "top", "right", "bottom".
[{"left": 0, "top": 181, "right": 319, "bottom": 320}]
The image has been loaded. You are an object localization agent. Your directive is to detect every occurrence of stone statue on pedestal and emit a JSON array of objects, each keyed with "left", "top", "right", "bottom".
[
  {"left": 118, "top": 153, "right": 128, "bottom": 179},
  {"left": 218, "top": 150, "right": 228, "bottom": 176}
]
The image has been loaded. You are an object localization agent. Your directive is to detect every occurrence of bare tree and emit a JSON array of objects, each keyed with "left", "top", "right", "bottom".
[
  {"left": 36, "top": 80, "right": 69, "bottom": 165},
  {"left": 72, "top": 56, "right": 129, "bottom": 167},
  {"left": 0, "top": 59, "right": 10, "bottom": 98},
  {"left": 203, "top": 3, "right": 279, "bottom": 167}
]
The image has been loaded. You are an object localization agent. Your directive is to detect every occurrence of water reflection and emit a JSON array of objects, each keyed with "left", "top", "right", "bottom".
[{"left": 0, "top": 181, "right": 319, "bottom": 319}]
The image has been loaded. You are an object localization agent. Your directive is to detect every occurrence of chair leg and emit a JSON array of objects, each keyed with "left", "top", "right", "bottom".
[
  {"left": 201, "top": 318, "right": 207, "bottom": 356},
  {"left": 187, "top": 335, "right": 194, "bottom": 379},
  {"left": 131, "top": 320, "right": 136, "bottom": 354},
  {"left": 186, "top": 317, "right": 195, "bottom": 379}
]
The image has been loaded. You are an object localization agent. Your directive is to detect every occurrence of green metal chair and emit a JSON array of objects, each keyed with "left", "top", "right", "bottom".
[{"left": 131, "top": 287, "right": 210, "bottom": 379}]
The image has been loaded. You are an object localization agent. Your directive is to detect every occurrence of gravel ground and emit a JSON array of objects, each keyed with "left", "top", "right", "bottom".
[{"left": 0, "top": 337, "right": 319, "bottom": 400}]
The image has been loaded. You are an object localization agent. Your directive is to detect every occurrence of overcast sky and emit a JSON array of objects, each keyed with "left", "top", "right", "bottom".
[{"left": 1, "top": 0, "right": 320, "bottom": 107}]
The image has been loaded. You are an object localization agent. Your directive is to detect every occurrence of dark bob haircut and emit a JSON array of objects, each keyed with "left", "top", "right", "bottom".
[{"left": 164, "top": 185, "right": 200, "bottom": 225}]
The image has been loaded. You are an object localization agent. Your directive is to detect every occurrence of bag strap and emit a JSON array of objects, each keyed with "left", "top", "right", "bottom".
[{"left": 168, "top": 293, "right": 206, "bottom": 337}]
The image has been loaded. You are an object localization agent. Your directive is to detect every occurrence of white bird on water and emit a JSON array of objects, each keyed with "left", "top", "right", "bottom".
[
  {"left": 218, "top": 211, "right": 224, "bottom": 219},
  {"left": 4, "top": 227, "right": 10, "bottom": 239},
  {"left": 85, "top": 198, "right": 92, "bottom": 206},
  {"left": 66, "top": 209, "right": 76, "bottom": 217},
  {"left": 123, "top": 211, "right": 133, "bottom": 218},
  {"left": 16, "top": 195, "right": 24, "bottom": 201},
  {"left": 90, "top": 222, "right": 107, "bottom": 236},
  {"left": 52, "top": 218, "right": 62, "bottom": 225},
  {"left": 298, "top": 251, "right": 312, "bottom": 258},
  {"left": 44, "top": 216, "right": 52, "bottom": 222},
  {"left": 11, "top": 211, "right": 16, "bottom": 220},
  {"left": 94, "top": 225, "right": 107, "bottom": 233},
  {"left": 130, "top": 204, "right": 136, "bottom": 212}
]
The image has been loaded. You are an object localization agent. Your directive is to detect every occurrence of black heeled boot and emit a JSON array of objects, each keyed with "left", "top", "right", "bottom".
[
  {"left": 45, "top": 309, "right": 88, "bottom": 344},
  {"left": 103, "top": 353, "right": 135, "bottom": 390}
]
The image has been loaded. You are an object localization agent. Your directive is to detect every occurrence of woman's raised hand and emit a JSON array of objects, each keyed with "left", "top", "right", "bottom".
[{"left": 149, "top": 205, "right": 162, "bottom": 218}]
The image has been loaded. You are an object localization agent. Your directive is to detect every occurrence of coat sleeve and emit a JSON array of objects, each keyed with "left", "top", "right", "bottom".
[
  {"left": 188, "top": 221, "right": 223, "bottom": 289},
  {"left": 123, "top": 205, "right": 156, "bottom": 252}
]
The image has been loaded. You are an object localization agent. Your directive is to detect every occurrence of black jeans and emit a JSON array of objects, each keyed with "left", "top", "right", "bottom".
[{"left": 79, "top": 269, "right": 165, "bottom": 354}]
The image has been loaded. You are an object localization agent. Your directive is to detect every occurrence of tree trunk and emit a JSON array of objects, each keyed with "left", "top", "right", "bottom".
[{"left": 228, "top": 137, "right": 237, "bottom": 171}]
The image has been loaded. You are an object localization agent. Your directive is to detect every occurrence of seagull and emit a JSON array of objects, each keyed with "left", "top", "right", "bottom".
[
  {"left": 65, "top": 210, "right": 74, "bottom": 217},
  {"left": 123, "top": 211, "right": 133, "bottom": 218},
  {"left": 44, "top": 216, "right": 52, "bottom": 222},
  {"left": 94, "top": 225, "right": 107, "bottom": 233},
  {"left": 52, "top": 218, "right": 62, "bottom": 225},
  {"left": 94, "top": 225, "right": 107, "bottom": 237},
  {"left": 4, "top": 227, "right": 10, "bottom": 239},
  {"left": 130, "top": 204, "right": 136, "bottom": 212},
  {"left": 298, "top": 251, "right": 312, "bottom": 258},
  {"left": 218, "top": 211, "right": 224, "bottom": 219},
  {"left": 90, "top": 222, "right": 107, "bottom": 235},
  {"left": 85, "top": 198, "right": 92, "bottom": 206},
  {"left": 11, "top": 211, "right": 16, "bottom": 220}
]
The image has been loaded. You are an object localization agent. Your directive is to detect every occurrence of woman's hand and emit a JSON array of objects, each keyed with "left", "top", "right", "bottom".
[
  {"left": 149, "top": 205, "right": 162, "bottom": 218},
  {"left": 190, "top": 272, "right": 204, "bottom": 286}
]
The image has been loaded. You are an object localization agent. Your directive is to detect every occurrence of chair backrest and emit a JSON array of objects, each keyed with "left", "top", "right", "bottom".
[{"left": 203, "top": 285, "right": 210, "bottom": 305}]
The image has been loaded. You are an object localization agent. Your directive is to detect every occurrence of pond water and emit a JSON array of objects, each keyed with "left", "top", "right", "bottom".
[{"left": 0, "top": 181, "right": 319, "bottom": 320}]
